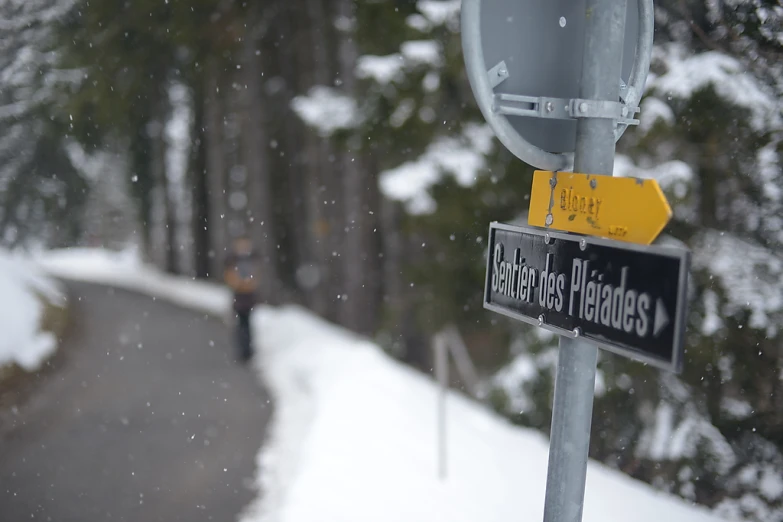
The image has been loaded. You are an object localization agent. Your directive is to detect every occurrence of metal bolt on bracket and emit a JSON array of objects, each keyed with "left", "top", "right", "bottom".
[
  {"left": 572, "top": 327, "right": 582, "bottom": 338},
  {"left": 544, "top": 233, "right": 551, "bottom": 244},
  {"left": 545, "top": 214, "right": 554, "bottom": 226},
  {"left": 549, "top": 177, "right": 557, "bottom": 188},
  {"left": 462, "top": 0, "right": 655, "bottom": 170},
  {"left": 538, "top": 315, "right": 545, "bottom": 326},
  {"left": 589, "top": 179, "right": 597, "bottom": 189},
  {"left": 579, "top": 238, "right": 587, "bottom": 250}
]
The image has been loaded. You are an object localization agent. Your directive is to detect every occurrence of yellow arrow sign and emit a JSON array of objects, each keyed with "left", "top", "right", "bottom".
[{"left": 528, "top": 170, "right": 672, "bottom": 245}]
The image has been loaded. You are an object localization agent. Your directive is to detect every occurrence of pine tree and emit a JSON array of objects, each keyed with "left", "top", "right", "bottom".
[
  {"left": 0, "top": 0, "right": 87, "bottom": 248},
  {"left": 471, "top": 2, "right": 783, "bottom": 519},
  {"left": 369, "top": 1, "right": 783, "bottom": 520}
]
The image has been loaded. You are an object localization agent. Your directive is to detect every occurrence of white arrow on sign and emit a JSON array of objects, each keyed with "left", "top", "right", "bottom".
[{"left": 654, "top": 298, "right": 670, "bottom": 337}]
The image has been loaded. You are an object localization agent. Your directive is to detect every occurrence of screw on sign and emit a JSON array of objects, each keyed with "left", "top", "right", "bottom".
[
  {"left": 484, "top": 223, "right": 689, "bottom": 373},
  {"left": 461, "top": 1, "right": 690, "bottom": 521},
  {"left": 528, "top": 170, "right": 673, "bottom": 245},
  {"left": 460, "top": 0, "right": 653, "bottom": 171}
]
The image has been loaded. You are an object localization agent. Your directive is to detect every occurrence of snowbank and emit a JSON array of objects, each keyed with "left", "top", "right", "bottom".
[
  {"left": 35, "top": 247, "right": 732, "bottom": 522},
  {"left": 0, "top": 251, "right": 64, "bottom": 371},
  {"left": 36, "top": 247, "right": 230, "bottom": 317},
  {"left": 240, "top": 307, "right": 731, "bottom": 522}
]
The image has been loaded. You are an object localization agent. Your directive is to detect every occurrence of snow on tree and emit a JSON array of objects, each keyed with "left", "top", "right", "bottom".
[
  {"left": 366, "top": 1, "right": 783, "bottom": 521},
  {"left": 0, "top": 0, "right": 87, "bottom": 247}
]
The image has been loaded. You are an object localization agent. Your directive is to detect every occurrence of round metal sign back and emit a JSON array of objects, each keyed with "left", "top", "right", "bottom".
[{"left": 462, "top": 0, "right": 652, "bottom": 171}]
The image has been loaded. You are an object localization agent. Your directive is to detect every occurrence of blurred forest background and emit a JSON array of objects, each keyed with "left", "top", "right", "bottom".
[{"left": 2, "top": 0, "right": 783, "bottom": 520}]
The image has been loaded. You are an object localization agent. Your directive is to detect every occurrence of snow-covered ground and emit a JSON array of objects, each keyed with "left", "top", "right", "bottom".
[
  {"left": 37, "top": 246, "right": 230, "bottom": 317},
  {"left": 35, "top": 247, "right": 732, "bottom": 522},
  {"left": 0, "top": 250, "right": 64, "bottom": 372},
  {"left": 240, "top": 307, "right": 730, "bottom": 522}
]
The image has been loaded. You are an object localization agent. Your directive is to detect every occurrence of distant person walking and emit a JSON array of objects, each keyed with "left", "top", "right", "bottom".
[{"left": 223, "top": 237, "right": 260, "bottom": 363}]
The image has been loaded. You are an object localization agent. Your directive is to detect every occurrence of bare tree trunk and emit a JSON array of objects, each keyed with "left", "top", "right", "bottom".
[
  {"left": 129, "top": 126, "right": 154, "bottom": 262},
  {"left": 148, "top": 114, "right": 168, "bottom": 271},
  {"left": 380, "top": 196, "right": 404, "bottom": 319},
  {"left": 241, "top": 7, "right": 281, "bottom": 305},
  {"left": 364, "top": 154, "right": 384, "bottom": 333},
  {"left": 160, "top": 143, "right": 179, "bottom": 274},
  {"left": 265, "top": 8, "right": 307, "bottom": 301},
  {"left": 287, "top": 0, "right": 330, "bottom": 317},
  {"left": 191, "top": 78, "right": 211, "bottom": 279},
  {"left": 204, "top": 55, "right": 227, "bottom": 279},
  {"left": 306, "top": 0, "right": 344, "bottom": 323},
  {"left": 147, "top": 93, "right": 179, "bottom": 275},
  {"left": 224, "top": 83, "right": 243, "bottom": 241},
  {"left": 699, "top": 138, "right": 720, "bottom": 228},
  {"left": 334, "top": 0, "right": 379, "bottom": 335}
]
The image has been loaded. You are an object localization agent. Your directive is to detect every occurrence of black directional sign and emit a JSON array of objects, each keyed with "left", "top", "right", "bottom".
[{"left": 484, "top": 222, "right": 690, "bottom": 373}]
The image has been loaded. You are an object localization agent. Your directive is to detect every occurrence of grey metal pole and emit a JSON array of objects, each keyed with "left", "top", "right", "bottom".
[
  {"left": 542, "top": 1, "right": 628, "bottom": 522},
  {"left": 435, "top": 335, "right": 448, "bottom": 480}
]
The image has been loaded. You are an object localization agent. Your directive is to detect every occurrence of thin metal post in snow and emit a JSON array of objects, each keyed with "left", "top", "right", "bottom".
[
  {"left": 435, "top": 335, "right": 449, "bottom": 480},
  {"left": 542, "top": 1, "right": 628, "bottom": 521}
]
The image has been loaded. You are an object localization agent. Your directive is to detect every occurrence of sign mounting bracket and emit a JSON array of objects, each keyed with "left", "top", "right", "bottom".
[
  {"left": 487, "top": 60, "right": 510, "bottom": 88},
  {"left": 462, "top": 0, "right": 655, "bottom": 171},
  {"left": 492, "top": 94, "right": 640, "bottom": 126}
]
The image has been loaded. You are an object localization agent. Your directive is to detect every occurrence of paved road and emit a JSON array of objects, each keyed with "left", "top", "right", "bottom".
[{"left": 0, "top": 281, "right": 271, "bottom": 522}]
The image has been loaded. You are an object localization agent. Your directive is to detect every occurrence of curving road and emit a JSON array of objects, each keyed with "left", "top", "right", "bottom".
[{"left": 0, "top": 280, "right": 271, "bottom": 522}]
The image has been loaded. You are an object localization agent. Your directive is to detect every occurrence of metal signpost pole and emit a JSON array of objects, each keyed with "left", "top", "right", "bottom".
[
  {"left": 435, "top": 335, "right": 448, "bottom": 480},
  {"left": 542, "top": 1, "right": 628, "bottom": 521}
]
